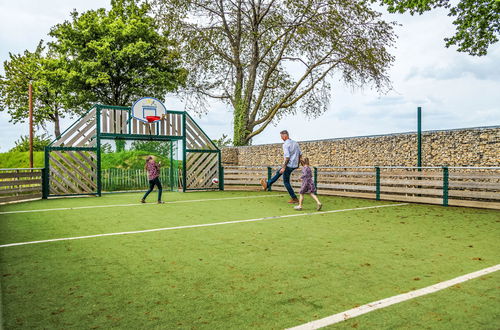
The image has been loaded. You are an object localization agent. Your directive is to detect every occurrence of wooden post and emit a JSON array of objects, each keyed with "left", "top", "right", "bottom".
[{"left": 29, "top": 83, "right": 34, "bottom": 168}]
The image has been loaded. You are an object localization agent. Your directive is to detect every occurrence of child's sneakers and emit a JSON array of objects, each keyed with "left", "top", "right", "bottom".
[
  {"left": 140, "top": 199, "right": 146, "bottom": 203},
  {"left": 316, "top": 203, "right": 322, "bottom": 211},
  {"left": 294, "top": 205, "right": 302, "bottom": 211}
]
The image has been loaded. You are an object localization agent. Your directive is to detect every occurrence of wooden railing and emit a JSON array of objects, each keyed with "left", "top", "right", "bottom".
[
  {"left": 0, "top": 168, "right": 44, "bottom": 203},
  {"left": 223, "top": 166, "right": 500, "bottom": 209}
]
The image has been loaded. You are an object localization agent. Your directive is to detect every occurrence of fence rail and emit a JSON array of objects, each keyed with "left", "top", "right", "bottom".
[
  {"left": 0, "top": 168, "right": 44, "bottom": 203},
  {"left": 223, "top": 166, "right": 500, "bottom": 209},
  {"left": 102, "top": 167, "right": 180, "bottom": 192}
]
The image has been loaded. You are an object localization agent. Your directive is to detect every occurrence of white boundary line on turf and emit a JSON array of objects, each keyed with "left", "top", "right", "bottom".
[
  {"left": 0, "top": 203, "right": 407, "bottom": 248},
  {"left": 288, "top": 263, "right": 500, "bottom": 330},
  {"left": 0, "top": 194, "right": 285, "bottom": 215}
]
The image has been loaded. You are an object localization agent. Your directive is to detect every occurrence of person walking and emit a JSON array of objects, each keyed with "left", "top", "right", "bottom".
[
  {"left": 141, "top": 156, "right": 164, "bottom": 204},
  {"left": 260, "top": 130, "right": 301, "bottom": 204},
  {"left": 294, "top": 157, "right": 322, "bottom": 211}
]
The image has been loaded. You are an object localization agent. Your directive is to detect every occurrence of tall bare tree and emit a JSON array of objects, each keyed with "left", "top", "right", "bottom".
[{"left": 155, "top": 0, "right": 396, "bottom": 145}]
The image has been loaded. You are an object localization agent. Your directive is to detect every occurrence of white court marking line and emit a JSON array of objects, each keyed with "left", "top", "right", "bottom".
[
  {"left": 288, "top": 263, "right": 500, "bottom": 330},
  {"left": 0, "top": 203, "right": 407, "bottom": 248},
  {"left": 0, "top": 194, "right": 285, "bottom": 215}
]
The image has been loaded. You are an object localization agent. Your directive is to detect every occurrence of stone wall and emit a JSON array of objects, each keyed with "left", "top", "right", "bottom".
[{"left": 222, "top": 126, "right": 500, "bottom": 167}]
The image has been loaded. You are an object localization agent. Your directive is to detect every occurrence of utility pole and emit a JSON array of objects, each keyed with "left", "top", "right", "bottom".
[
  {"left": 29, "top": 82, "right": 34, "bottom": 168},
  {"left": 417, "top": 106, "right": 422, "bottom": 171}
]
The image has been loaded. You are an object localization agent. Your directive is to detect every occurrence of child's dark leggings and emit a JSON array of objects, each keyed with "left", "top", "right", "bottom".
[{"left": 143, "top": 177, "right": 162, "bottom": 201}]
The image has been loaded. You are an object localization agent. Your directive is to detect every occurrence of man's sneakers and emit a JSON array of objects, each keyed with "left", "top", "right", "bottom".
[
  {"left": 260, "top": 178, "right": 268, "bottom": 191},
  {"left": 288, "top": 198, "right": 299, "bottom": 204}
]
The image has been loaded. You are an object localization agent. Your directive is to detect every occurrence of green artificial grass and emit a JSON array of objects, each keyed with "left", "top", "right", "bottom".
[
  {"left": 1, "top": 191, "right": 499, "bottom": 329},
  {"left": 333, "top": 271, "right": 500, "bottom": 329}
]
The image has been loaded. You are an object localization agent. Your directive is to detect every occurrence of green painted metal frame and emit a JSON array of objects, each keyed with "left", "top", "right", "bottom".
[
  {"left": 185, "top": 188, "right": 220, "bottom": 191},
  {"left": 267, "top": 167, "right": 272, "bottom": 191},
  {"left": 313, "top": 167, "right": 318, "bottom": 194},
  {"left": 42, "top": 153, "right": 49, "bottom": 199},
  {"left": 44, "top": 105, "right": 100, "bottom": 198},
  {"left": 100, "top": 133, "right": 183, "bottom": 141},
  {"left": 169, "top": 141, "right": 174, "bottom": 192},
  {"left": 43, "top": 104, "right": 223, "bottom": 198},
  {"left": 375, "top": 166, "right": 381, "bottom": 200},
  {"left": 218, "top": 152, "right": 224, "bottom": 191},
  {"left": 442, "top": 166, "right": 449, "bottom": 206},
  {"left": 183, "top": 112, "right": 221, "bottom": 191},
  {"left": 96, "top": 105, "right": 102, "bottom": 196},
  {"left": 182, "top": 113, "right": 187, "bottom": 192}
]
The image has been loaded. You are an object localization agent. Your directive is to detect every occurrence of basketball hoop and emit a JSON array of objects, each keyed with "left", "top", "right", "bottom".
[{"left": 146, "top": 116, "right": 161, "bottom": 123}]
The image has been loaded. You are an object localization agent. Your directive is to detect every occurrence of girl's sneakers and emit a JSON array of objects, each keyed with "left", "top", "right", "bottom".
[
  {"left": 317, "top": 203, "right": 322, "bottom": 211},
  {"left": 294, "top": 205, "right": 302, "bottom": 211}
]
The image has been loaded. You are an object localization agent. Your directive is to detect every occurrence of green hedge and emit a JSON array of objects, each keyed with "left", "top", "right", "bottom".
[{"left": 0, "top": 150, "right": 181, "bottom": 170}]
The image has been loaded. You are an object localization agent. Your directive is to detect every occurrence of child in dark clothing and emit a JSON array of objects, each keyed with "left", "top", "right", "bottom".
[{"left": 141, "top": 156, "right": 164, "bottom": 204}]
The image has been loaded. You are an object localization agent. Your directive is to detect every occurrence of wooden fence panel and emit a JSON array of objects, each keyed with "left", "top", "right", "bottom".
[
  {"left": 223, "top": 166, "right": 500, "bottom": 209},
  {"left": 0, "top": 169, "right": 43, "bottom": 203}
]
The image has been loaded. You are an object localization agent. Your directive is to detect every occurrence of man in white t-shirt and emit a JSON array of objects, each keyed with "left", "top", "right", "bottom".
[{"left": 260, "top": 130, "right": 301, "bottom": 204}]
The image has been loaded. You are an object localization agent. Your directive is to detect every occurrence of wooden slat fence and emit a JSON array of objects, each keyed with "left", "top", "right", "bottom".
[
  {"left": 223, "top": 166, "right": 500, "bottom": 209},
  {"left": 0, "top": 168, "right": 44, "bottom": 203},
  {"left": 102, "top": 168, "right": 179, "bottom": 192}
]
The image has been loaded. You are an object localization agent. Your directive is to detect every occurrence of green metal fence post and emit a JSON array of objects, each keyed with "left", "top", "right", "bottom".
[
  {"left": 313, "top": 167, "right": 318, "bottom": 194},
  {"left": 169, "top": 140, "right": 174, "bottom": 191},
  {"left": 375, "top": 166, "right": 381, "bottom": 201},
  {"left": 96, "top": 105, "right": 102, "bottom": 196},
  {"left": 43, "top": 147, "right": 49, "bottom": 199},
  {"left": 218, "top": 152, "right": 224, "bottom": 191},
  {"left": 267, "top": 166, "right": 272, "bottom": 191},
  {"left": 442, "top": 166, "right": 449, "bottom": 206},
  {"left": 219, "top": 165, "right": 224, "bottom": 191},
  {"left": 182, "top": 112, "right": 187, "bottom": 192}
]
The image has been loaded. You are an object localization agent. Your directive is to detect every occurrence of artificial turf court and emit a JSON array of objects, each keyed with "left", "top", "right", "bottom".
[{"left": 0, "top": 191, "right": 498, "bottom": 329}]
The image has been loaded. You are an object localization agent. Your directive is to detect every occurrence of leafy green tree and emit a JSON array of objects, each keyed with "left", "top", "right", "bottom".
[
  {"left": 376, "top": 0, "right": 500, "bottom": 56},
  {"left": 155, "top": 0, "right": 395, "bottom": 145},
  {"left": 48, "top": 0, "right": 187, "bottom": 112},
  {"left": 101, "top": 142, "right": 113, "bottom": 153},
  {"left": 130, "top": 140, "right": 171, "bottom": 155},
  {"left": 115, "top": 139, "right": 126, "bottom": 152},
  {"left": 0, "top": 42, "right": 70, "bottom": 137},
  {"left": 9, "top": 133, "right": 52, "bottom": 152},
  {"left": 213, "top": 134, "right": 232, "bottom": 148}
]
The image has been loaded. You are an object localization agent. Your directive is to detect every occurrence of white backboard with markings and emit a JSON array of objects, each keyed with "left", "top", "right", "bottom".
[{"left": 131, "top": 97, "right": 167, "bottom": 123}]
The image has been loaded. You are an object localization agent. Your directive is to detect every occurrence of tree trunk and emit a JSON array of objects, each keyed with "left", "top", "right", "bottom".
[
  {"left": 232, "top": 106, "right": 249, "bottom": 146},
  {"left": 232, "top": 79, "right": 251, "bottom": 146},
  {"left": 53, "top": 111, "right": 61, "bottom": 138}
]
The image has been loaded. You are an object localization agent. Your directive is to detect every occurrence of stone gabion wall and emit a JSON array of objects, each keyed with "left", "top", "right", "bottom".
[{"left": 222, "top": 126, "right": 500, "bottom": 167}]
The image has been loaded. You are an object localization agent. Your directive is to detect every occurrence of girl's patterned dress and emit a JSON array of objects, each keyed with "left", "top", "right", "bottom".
[{"left": 299, "top": 166, "right": 316, "bottom": 194}]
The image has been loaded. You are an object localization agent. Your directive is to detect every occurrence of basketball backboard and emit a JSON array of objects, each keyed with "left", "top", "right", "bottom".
[{"left": 131, "top": 97, "right": 167, "bottom": 123}]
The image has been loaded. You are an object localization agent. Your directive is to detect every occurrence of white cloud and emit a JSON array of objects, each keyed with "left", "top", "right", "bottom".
[{"left": 0, "top": 1, "right": 499, "bottom": 150}]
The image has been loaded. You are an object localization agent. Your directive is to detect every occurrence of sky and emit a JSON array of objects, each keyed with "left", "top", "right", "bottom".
[{"left": 0, "top": 0, "right": 499, "bottom": 151}]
